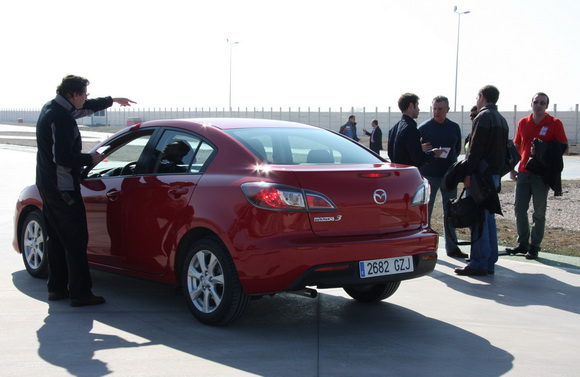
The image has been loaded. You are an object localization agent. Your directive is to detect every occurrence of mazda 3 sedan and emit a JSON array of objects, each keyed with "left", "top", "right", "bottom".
[{"left": 13, "top": 118, "right": 438, "bottom": 325}]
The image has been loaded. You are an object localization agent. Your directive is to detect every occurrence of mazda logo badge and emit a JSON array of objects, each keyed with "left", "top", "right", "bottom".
[{"left": 373, "top": 189, "right": 387, "bottom": 204}]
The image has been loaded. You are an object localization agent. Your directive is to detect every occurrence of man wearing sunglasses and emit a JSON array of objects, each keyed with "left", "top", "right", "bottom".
[{"left": 506, "top": 92, "right": 568, "bottom": 260}]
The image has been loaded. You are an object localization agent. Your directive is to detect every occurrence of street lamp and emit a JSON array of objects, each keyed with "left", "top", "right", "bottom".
[
  {"left": 453, "top": 6, "right": 470, "bottom": 112},
  {"left": 227, "top": 39, "right": 239, "bottom": 110}
]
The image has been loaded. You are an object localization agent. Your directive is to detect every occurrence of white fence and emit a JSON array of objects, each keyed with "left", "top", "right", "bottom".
[{"left": 2, "top": 105, "right": 579, "bottom": 143}]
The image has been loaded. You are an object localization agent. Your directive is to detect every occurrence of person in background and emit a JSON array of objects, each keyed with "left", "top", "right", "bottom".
[
  {"left": 418, "top": 95, "right": 465, "bottom": 258},
  {"left": 454, "top": 85, "right": 508, "bottom": 276},
  {"left": 363, "top": 119, "right": 383, "bottom": 154},
  {"left": 339, "top": 115, "right": 360, "bottom": 141},
  {"left": 469, "top": 105, "right": 478, "bottom": 122},
  {"left": 36, "top": 75, "right": 135, "bottom": 306},
  {"left": 505, "top": 92, "right": 568, "bottom": 260},
  {"left": 464, "top": 105, "right": 479, "bottom": 153},
  {"left": 388, "top": 93, "right": 442, "bottom": 166}
]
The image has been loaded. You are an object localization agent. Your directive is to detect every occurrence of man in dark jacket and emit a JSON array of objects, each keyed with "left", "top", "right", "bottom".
[
  {"left": 388, "top": 93, "right": 442, "bottom": 166},
  {"left": 36, "top": 75, "right": 135, "bottom": 306},
  {"left": 455, "top": 85, "right": 508, "bottom": 276},
  {"left": 363, "top": 119, "right": 383, "bottom": 154}
]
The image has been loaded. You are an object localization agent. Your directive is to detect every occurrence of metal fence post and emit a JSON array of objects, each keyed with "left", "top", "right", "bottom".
[{"left": 574, "top": 104, "right": 578, "bottom": 143}]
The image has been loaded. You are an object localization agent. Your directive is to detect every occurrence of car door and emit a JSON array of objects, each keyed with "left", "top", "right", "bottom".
[
  {"left": 83, "top": 130, "right": 154, "bottom": 266},
  {"left": 115, "top": 129, "right": 215, "bottom": 275}
]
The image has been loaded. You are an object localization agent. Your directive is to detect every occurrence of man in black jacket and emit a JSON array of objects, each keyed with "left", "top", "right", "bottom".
[
  {"left": 363, "top": 119, "right": 383, "bottom": 154},
  {"left": 387, "top": 93, "right": 442, "bottom": 166},
  {"left": 455, "top": 85, "right": 508, "bottom": 276},
  {"left": 36, "top": 75, "right": 135, "bottom": 306}
]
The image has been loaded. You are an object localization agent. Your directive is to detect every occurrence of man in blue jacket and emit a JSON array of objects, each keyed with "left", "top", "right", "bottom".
[
  {"left": 36, "top": 75, "right": 135, "bottom": 306},
  {"left": 339, "top": 115, "right": 360, "bottom": 141},
  {"left": 419, "top": 95, "right": 465, "bottom": 258}
]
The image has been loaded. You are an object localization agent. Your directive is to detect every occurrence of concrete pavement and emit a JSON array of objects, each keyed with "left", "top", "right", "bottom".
[{"left": 1, "top": 144, "right": 579, "bottom": 377}]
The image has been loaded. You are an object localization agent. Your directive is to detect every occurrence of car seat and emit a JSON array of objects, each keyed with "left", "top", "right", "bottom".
[{"left": 307, "top": 149, "right": 333, "bottom": 163}]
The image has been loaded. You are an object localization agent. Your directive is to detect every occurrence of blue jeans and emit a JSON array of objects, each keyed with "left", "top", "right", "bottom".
[
  {"left": 425, "top": 176, "right": 458, "bottom": 253},
  {"left": 514, "top": 172, "right": 549, "bottom": 249},
  {"left": 467, "top": 175, "right": 500, "bottom": 272}
]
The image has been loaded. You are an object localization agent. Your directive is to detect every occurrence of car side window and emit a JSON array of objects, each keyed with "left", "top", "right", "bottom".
[
  {"left": 86, "top": 134, "right": 152, "bottom": 178},
  {"left": 151, "top": 131, "right": 214, "bottom": 174},
  {"left": 191, "top": 141, "right": 214, "bottom": 173}
]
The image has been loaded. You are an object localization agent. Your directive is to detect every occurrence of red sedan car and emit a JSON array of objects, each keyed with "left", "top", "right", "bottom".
[{"left": 13, "top": 118, "right": 438, "bottom": 325}]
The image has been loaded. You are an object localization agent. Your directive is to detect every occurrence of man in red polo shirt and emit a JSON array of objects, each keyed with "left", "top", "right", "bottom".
[{"left": 506, "top": 92, "right": 568, "bottom": 259}]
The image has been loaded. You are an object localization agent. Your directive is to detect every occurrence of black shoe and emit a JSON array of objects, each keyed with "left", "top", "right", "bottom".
[
  {"left": 454, "top": 266, "right": 488, "bottom": 276},
  {"left": 70, "top": 295, "right": 106, "bottom": 307},
  {"left": 505, "top": 245, "right": 529, "bottom": 255},
  {"left": 447, "top": 248, "right": 469, "bottom": 258},
  {"left": 525, "top": 245, "right": 540, "bottom": 260},
  {"left": 487, "top": 270, "right": 495, "bottom": 275},
  {"left": 48, "top": 290, "right": 69, "bottom": 301}
]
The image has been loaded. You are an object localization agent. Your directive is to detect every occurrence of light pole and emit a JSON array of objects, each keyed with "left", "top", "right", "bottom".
[
  {"left": 227, "top": 39, "right": 239, "bottom": 110},
  {"left": 453, "top": 6, "right": 470, "bottom": 112}
]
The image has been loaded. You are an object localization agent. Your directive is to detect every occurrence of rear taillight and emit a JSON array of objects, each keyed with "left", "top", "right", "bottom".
[
  {"left": 306, "top": 193, "right": 335, "bottom": 210},
  {"left": 411, "top": 178, "right": 430, "bottom": 206},
  {"left": 241, "top": 182, "right": 336, "bottom": 211},
  {"left": 255, "top": 185, "right": 305, "bottom": 209}
]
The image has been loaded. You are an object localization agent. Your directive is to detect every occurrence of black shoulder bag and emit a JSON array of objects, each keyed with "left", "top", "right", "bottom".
[{"left": 444, "top": 188, "right": 485, "bottom": 245}]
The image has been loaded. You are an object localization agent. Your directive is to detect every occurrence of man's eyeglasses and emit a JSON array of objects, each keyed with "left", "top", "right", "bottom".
[{"left": 533, "top": 100, "right": 547, "bottom": 106}]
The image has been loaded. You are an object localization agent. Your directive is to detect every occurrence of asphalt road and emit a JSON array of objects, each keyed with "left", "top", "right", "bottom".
[{"left": 1, "top": 144, "right": 579, "bottom": 377}]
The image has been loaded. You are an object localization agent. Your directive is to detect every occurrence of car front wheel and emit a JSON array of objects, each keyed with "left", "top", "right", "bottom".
[
  {"left": 343, "top": 281, "right": 401, "bottom": 302},
  {"left": 21, "top": 210, "right": 48, "bottom": 278},
  {"left": 181, "top": 238, "right": 250, "bottom": 326}
]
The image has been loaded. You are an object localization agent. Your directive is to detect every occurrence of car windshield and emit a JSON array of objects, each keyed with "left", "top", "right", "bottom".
[{"left": 225, "top": 127, "right": 383, "bottom": 165}]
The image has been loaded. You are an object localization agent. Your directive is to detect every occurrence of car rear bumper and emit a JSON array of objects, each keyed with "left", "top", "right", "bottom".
[
  {"left": 234, "top": 227, "right": 438, "bottom": 294},
  {"left": 285, "top": 251, "right": 437, "bottom": 291}
]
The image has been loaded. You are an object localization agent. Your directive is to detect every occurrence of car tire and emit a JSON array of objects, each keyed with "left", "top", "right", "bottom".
[
  {"left": 20, "top": 210, "right": 48, "bottom": 279},
  {"left": 181, "top": 238, "right": 250, "bottom": 326},
  {"left": 343, "top": 281, "right": 401, "bottom": 302}
]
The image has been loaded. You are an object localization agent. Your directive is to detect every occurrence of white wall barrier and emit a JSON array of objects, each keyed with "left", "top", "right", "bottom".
[{"left": 1, "top": 105, "right": 578, "bottom": 143}]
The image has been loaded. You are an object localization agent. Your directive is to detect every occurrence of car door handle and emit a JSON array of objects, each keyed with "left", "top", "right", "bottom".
[
  {"left": 106, "top": 189, "right": 122, "bottom": 201},
  {"left": 168, "top": 187, "right": 188, "bottom": 198}
]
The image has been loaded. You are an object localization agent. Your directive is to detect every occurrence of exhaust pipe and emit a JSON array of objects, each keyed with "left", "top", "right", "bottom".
[{"left": 289, "top": 288, "right": 318, "bottom": 298}]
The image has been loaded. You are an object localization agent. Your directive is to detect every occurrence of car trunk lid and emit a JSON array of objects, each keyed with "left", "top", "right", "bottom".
[{"left": 290, "top": 164, "right": 427, "bottom": 237}]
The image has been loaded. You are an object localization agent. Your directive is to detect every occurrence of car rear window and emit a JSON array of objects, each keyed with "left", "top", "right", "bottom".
[{"left": 225, "top": 127, "right": 383, "bottom": 165}]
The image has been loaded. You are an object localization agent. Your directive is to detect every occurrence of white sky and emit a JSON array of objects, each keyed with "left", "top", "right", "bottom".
[{"left": 2, "top": 0, "right": 579, "bottom": 111}]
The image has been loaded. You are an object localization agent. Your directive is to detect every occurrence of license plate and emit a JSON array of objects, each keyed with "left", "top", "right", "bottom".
[{"left": 359, "top": 256, "right": 414, "bottom": 278}]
